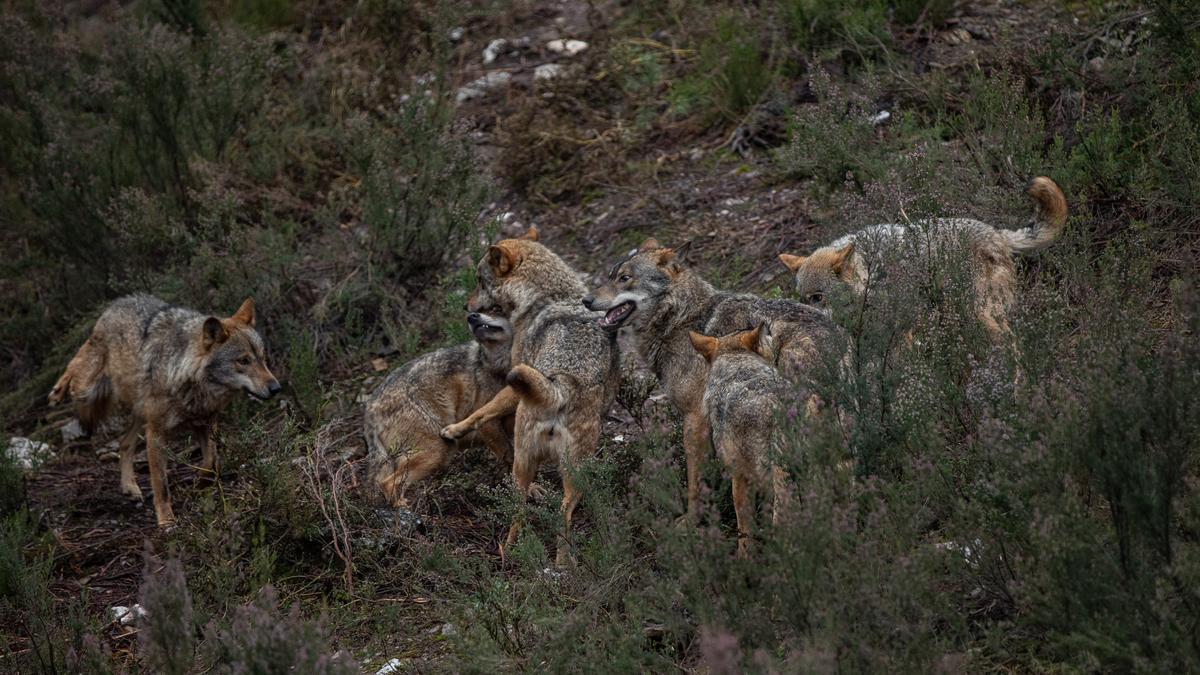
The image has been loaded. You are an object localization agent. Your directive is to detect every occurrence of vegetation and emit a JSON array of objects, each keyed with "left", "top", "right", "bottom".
[{"left": 1, "top": 0, "right": 1198, "bottom": 671}]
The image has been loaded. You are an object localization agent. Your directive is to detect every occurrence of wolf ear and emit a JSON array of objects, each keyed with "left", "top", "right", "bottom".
[
  {"left": 739, "top": 323, "right": 764, "bottom": 352},
  {"left": 487, "top": 243, "right": 519, "bottom": 276},
  {"left": 831, "top": 243, "right": 855, "bottom": 276},
  {"left": 778, "top": 253, "right": 806, "bottom": 272},
  {"left": 201, "top": 317, "right": 228, "bottom": 351},
  {"left": 688, "top": 331, "right": 718, "bottom": 362},
  {"left": 231, "top": 297, "right": 256, "bottom": 327},
  {"left": 637, "top": 237, "right": 661, "bottom": 252},
  {"left": 520, "top": 226, "right": 539, "bottom": 241}
]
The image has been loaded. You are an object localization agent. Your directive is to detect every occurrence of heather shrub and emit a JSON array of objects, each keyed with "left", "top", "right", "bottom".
[{"left": 344, "top": 98, "right": 490, "bottom": 284}]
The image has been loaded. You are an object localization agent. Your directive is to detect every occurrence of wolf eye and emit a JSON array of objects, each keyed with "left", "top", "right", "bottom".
[
  {"left": 807, "top": 293, "right": 825, "bottom": 304},
  {"left": 618, "top": 274, "right": 632, "bottom": 283},
  {"left": 237, "top": 355, "right": 252, "bottom": 366}
]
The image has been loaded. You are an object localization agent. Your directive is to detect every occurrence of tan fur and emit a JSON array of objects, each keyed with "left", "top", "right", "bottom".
[
  {"left": 691, "top": 324, "right": 796, "bottom": 557},
  {"left": 442, "top": 234, "right": 620, "bottom": 566},
  {"left": 49, "top": 295, "right": 279, "bottom": 527},
  {"left": 364, "top": 311, "right": 513, "bottom": 508}
]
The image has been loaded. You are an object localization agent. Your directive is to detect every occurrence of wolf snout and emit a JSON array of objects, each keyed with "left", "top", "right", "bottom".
[
  {"left": 267, "top": 380, "right": 282, "bottom": 397},
  {"left": 467, "top": 312, "right": 483, "bottom": 327},
  {"left": 582, "top": 295, "right": 596, "bottom": 310}
]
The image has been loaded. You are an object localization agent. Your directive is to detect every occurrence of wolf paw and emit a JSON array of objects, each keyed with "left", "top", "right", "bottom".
[
  {"left": 440, "top": 423, "right": 467, "bottom": 441},
  {"left": 120, "top": 483, "right": 144, "bottom": 502}
]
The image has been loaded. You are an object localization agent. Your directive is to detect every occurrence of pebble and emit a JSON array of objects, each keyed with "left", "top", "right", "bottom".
[
  {"left": 455, "top": 71, "right": 513, "bottom": 103},
  {"left": 534, "top": 63, "right": 566, "bottom": 81},
  {"left": 108, "top": 604, "right": 147, "bottom": 626},
  {"left": 375, "top": 658, "right": 404, "bottom": 675},
  {"left": 482, "top": 38, "right": 508, "bottom": 65},
  {"left": 546, "top": 39, "right": 588, "bottom": 56}
]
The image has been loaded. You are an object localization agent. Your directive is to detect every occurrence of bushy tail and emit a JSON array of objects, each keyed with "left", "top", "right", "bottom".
[
  {"left": 1002, "top": 176, "right": 1068, "bottom": 253},
  {"left": 48, "top": 336, "right": 114, "bottom": 434},
  {"left": 506, "top": 364, "right": 563, "bottom": 408}
]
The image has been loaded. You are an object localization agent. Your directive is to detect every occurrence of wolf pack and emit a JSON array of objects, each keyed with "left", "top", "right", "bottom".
[{"left": 50, "top": 177, "right": 1067, "bottom": 562}]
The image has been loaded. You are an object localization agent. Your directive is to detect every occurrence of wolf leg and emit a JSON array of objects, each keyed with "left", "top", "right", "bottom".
[
  {"left": 118, "top": 422, "right": 143, "bottom": 501},
  {"left": 145, "top": 425, "right": 176, "bottom": 527},
  {"left": 554, "top": 470, "right": 584, "bottom": 567},
  {"left": 732, "top": 471, "right": 754, "bottom": 559},
  {"left": 196, "top": 422, "right": 219, "bottom": 486},
  {"left": 441, "top": 386, "right": 519, "bottom": 441},
  {"left": 502, "top": 450, "right": 540, "bottom": 562},
  {"left": 375, "top": 437, "right": 449, "bottom": 508},
  {"left": 682, "top": 411, "right": 711, "bottom": 523}
]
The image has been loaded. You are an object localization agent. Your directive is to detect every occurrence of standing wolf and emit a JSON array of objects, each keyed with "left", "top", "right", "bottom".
[
  {"left": 690, "top": 323, "right": 799, "bottom": 557},
  {"left": 778, "top": 176, "right": 1068, "bottom": 338},
  {"left": 364, "top": 308, "right": 513, "bottom": 507},
  {"left": 583, "top": 240, "right": 831, "bottom": 521},
  {"left": 440, "top": 228, "right": 620, "bottom": 565},
  {"left": 49, "top": 295, "right": 280, "bottom": 527}
]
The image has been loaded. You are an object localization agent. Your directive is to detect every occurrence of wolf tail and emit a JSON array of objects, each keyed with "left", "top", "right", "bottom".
[
  {"left": 1002, "top": 176, "right": 1068, "bottom": 253},
  {"left": 506, "top": 364, "right": 565, "bottom": 409},
  {"left": 49, "top": 336, "right": 114, "bottom": 434}
]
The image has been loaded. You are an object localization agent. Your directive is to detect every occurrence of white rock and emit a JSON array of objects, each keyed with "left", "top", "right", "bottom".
[
  {"left": 375, "top": 658, "right": 404, "bottom": 675},
  {"left": 534, "top": 63, "right": 566, "bottom": 81},
  {"left": 440, "top": 622, "right": 458, "bottom": 637},
  {"left": 6, "top": 437, "right": 53, "bottom": 470},
  {"left": 60, "top": 419, "right": 86, "bottom": 443},
  {"left": 448, "top": 27, "right": 465, "bottom": 42},
  {"left": 546, "top": 39, "right": 588, "bottom": 56},
  {"left": 870, "top": 110, "right": 891, "bottom": 126},
  {"left": 483, "top": 38, "right": 508, "bottom": 65},
  {"left": 612, "top": 435, "right": 625, "bottom": 443},
  {"left": 455, "top": 71, "right": 513, "bottom": 103},
  {"left": 108, "top": 604, "right": 146, "bottom": 625}
]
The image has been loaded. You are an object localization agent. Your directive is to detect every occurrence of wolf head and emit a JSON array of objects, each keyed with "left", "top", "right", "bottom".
[
  {"left": 201, "top": 298, "right": 281, "bottom": 401},
  {"left": 467, "top": 226, "right": 586, "bottom": 316},
  {"left": 688, "top": 322, "right": 771, "bottom": 363},
  {"left": 582, "top": 238, "right": 684, "bottom": 332},
  {"left": 778, "top": 243, "right": 856, "bottom": 310}
]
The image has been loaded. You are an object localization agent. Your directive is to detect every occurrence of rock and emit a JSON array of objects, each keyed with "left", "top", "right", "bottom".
[
  {"left": 546, "top": 39, "right": 588, "bottom": 56},
  {"left": 534, "top": 63, "right": 566, "bottom": 81},
  {"left": 943, "top": 28, "right": 972, "bottom": 45},
  {"left": 60, "top": 419, "right": 86, "bottom": 444},
  {"left": 108, "top": 604, "right": 146, "bottom": 626},
  {"left": 482, "top": 38, "right": 508, "bottom": 65},
  {"left": 440, "top": 622, "right": 457, "bottom": 638},
  {"left": 870, "top": 110, "right": 891, "bottom": 126},
  {"left": 448, "top": 26, "right": 464, "bottom": 42},
  {"left": 455, "top": 71, "right": 513, "bottom": 103},
  {"left": 97, "top": 440, "right": 120, "bottom": 462},
  {"left": 5, "top": 437, "right": 53, "bottom": 471},
  {"left": 375, "top": 658, "right": 404, "bottom": 675}
]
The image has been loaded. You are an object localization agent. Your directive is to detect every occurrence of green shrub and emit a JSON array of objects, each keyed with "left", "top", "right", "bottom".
[
  {"left": 670, "top": 11, "right": 776, "bottom": 121},
  {"left": 344, "top": 97, "right": 490, "bottom": 285}
]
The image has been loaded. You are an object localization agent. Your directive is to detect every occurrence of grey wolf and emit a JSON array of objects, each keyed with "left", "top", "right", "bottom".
[
  {"left": 49, "top": 294, "right": 280, "bottom": 527},
  {"left": 364, "top": 308, "right": 513, "bottom": 507},
  {"left": 690, "top": 323, "right": 798, "bottom": 557},
  {"left": 778, "top": 176, "right": 1068, "bottom": 338},
  {"left": 440, "top": 227, "right": 620, "bottom": 565},
  {"left": 583, "top": 239, "right": 831, "bottom": 522}
]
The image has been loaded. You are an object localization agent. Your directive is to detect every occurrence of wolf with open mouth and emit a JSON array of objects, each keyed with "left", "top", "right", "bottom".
[
  {"left": 440, "top": 227, "right": 620, "bottom": 566},
  {"left": 583, "top": 238, "right": 833, "bottom": 521},
  {"left": 364, "top": 308, "right": 514, "bottom": 508}
]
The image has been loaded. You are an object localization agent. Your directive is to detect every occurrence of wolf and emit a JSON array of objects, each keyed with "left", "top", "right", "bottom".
[
  {"left": 690, "top": 323, "right": 800, "bottom": 557},
  {"left": 363, "top": 308, "right": 513, "bottom": 508},
  {"left": 439, "top": 227, "right": 620, "bottom": 565},
  {"left": 778, "top": 176, "right": 1068, "bottom": 338},
  {"left": 48, "top": 294, "right": 280, "bottom": 527},
  {"left": 583, "top": 239, "right": 831, "bottom": 521}
]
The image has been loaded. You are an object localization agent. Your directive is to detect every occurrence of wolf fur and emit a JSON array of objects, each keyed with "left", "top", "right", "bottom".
[
  {"left": 583, "top": 239, "right": 832, "bottom": 521},
  {"left": 690, "top": 324, "right": 799, "bottom": 557},
  {"left": 49, "top": 294, "right": 280, "bottom": 526},
  {"left": 364, "top": 309, "right": 513, "bottom": 507},
  {"left": 440, "top": 227, "right": 621, "bottom": 565},
  {"left": 778, "top": 176, "right": 1068, "bottom": 338}
]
